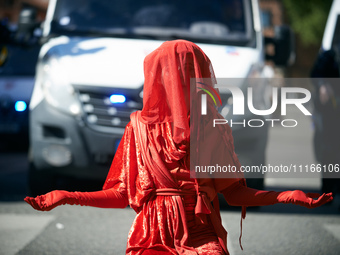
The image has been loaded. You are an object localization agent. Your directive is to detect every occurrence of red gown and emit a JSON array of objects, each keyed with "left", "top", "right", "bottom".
[
  {"left": 102, "top": 40, "right": 246, "bottom": 254},
  {"left": 103, "top": 112, "right": 245, "bottom": 255}
]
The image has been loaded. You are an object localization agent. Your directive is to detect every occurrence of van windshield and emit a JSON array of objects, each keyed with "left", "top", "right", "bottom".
[{"left": 50, "top": 0, "right": 255, "bottom": 47}]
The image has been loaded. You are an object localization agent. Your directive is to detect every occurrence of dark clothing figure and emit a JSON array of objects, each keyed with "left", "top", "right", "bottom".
[{"left": 311, "top": 48, "right": 340, "bottom": 194}]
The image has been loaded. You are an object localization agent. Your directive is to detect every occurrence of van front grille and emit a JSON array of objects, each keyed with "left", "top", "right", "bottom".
[{"left": 77, "top": 88, "right": 143, "bottom": 131}]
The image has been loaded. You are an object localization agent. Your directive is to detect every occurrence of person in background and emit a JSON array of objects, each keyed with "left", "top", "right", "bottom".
[{"left": 311, "top": 45, "right": 340, "bottom": 198}]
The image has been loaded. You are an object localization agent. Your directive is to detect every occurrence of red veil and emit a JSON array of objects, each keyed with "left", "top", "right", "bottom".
[
  {"left": 139, "top": 39, "right": 215, "bottom": 144},
  {"left": 135, "top": 39, "right": 245, "bottom": 186}
]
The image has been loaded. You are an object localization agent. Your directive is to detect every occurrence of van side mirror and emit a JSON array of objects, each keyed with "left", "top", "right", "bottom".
[{"left": 265, "top": 25, "right": 295, "bottom": 66}]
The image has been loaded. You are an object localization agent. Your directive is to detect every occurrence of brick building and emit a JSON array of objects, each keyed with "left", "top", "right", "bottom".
[{"left": 0, "top": 0, "right": 48, "bottom": 24}]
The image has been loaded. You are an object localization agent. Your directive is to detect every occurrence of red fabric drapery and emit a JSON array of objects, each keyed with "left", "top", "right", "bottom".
[{"left": 103, "top": 40, "right": 246, "bottom": 254}]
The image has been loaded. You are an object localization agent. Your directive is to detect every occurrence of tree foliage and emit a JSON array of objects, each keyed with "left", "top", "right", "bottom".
[{"left": 283, "top": 0, "right": 333, "bottom": 45}]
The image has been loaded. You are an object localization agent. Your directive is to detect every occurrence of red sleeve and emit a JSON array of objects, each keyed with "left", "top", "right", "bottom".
[
  {"left": 102, "top": 122, "right": 137, "bottom": 196},
  {"left": 211, "top": 118, "right": 246, "bottom": 192}
]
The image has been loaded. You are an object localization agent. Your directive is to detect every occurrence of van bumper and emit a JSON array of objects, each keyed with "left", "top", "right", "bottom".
[{"left": 29, "top": 100, "right": 124, "bottom": 181}]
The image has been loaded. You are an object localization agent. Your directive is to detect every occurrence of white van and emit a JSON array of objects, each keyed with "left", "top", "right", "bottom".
[
  {"left": 321, "top": 0, "right": 340, "bottom": 52},
  {"left": 28, "top": 0, "right": 293, "bottom": 194}
]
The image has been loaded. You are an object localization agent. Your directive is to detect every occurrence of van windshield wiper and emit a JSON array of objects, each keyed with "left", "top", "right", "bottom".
[
  {"left": 49, "top": 23, "right": 165, "bottom": 40},
  {"left": 130, "top": 27, "right": 252, "bottom": 46},
  {"left": 49, "top": 23, "right": 252, "bottom": 46}
]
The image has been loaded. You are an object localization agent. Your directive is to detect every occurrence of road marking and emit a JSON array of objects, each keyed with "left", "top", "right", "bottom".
[
  {"left": 324, "top": 224, "right": 340, "bottom": 242},
  {"left": 0, "top": 214, "right": 55, "bottom": 255}
]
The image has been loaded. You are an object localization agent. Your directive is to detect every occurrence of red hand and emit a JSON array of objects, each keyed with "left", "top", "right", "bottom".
[
  {"left": 277, "top": 190, "right": 333, "bottom": 208},
  {"left": 24, "top": 190, "right": 69, "bottom": 211}
]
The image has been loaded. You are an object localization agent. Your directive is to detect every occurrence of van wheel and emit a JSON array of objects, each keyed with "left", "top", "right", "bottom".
[{"left": 28, "top": 163, "right": 56, "bottom": 196}]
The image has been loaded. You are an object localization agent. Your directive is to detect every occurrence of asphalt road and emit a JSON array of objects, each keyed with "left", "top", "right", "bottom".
[{"left": 0, "top": 105, "right": 339, "bottom": 255}]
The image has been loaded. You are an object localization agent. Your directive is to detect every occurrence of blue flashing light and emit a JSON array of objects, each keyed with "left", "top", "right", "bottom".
[
  {"left": 115, "top": 139, "right": 121, "bottom": 152},
  {"left": 15, "top": 101, "right": 27, "bottom": 112},
  {"left": 109, "top": 94, "right": 126, "bottom": 104}
]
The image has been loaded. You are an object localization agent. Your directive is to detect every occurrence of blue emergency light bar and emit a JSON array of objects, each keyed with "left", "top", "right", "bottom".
[{"left": 109, "top": 94, "right": 126, "bottom": 104}]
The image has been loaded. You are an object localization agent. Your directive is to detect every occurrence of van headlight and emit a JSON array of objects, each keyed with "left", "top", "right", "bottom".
[{"left": 41, "top": 57, "right": 81, "bottom": 115}]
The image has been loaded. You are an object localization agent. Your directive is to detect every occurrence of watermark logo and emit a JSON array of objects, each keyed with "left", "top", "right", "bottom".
[
  {"left": 197, "top": 78, "right": 312, "bottom": 128},
  {"left": 197, "top": 82, "right": 222, "bottom": 115},
  {"left": 201, "top": 86, "right": 311, "bottom": 116},
  {"left": 190, "top": 78, "right": 339, "bottom": 180}
]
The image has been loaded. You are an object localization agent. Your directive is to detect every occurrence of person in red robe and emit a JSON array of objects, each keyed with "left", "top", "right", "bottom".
[{"left": 25, "top": 40, "right": 333, "bottom": 255}]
